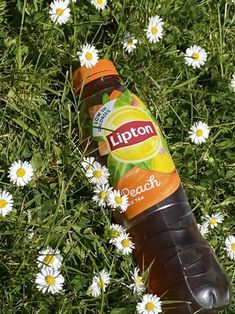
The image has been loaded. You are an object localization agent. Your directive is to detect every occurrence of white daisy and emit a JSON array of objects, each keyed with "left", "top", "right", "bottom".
[
  {"left": 86, "top": 161, "right": 109, "bottom": 185},
  {"left": 27, "top": 229, "right": 35, "bottom": 240},
  {"left": 145, "top": 16, "right": 164, "bottom": 43},
  {"left": 77, "top": 44, "right": 99, "bottom": 68},
  {"left": 90, "top": 0, "right": 107, "bottom": 11},
  {"left": 231, "top": 74, "right": 235, "bottom": 92},
  {"left": 197, "top": 223, "right": 209, "bottom": 237},
  {"left": 188, "top": 121, "right": 210, "bottom": 145},
  {"left": 136, "top": 293, "right": 162, "bottom": 314},
  {"left": 37, "top": 247, "right": 63, "bottom": 270},
  {"left": 113, "top": 232, "right": 135, "bottom": 255},
  {"left": 88, "top": 269, "right": 110, "bottom": 297},
  {"left": 49, "top": 0, "right": 71, "bottom": 25},
  {"left": 184, "top": 45, "right": 207, "bottom": 69},
  {"left": 92, "top": 184, "right": 113, "bottom": 207},
  {"left": 108, "top": 190, "right": 129, "bottom": 213},
  {"left": 35, "top": 267, "right": 64, "bottom": 294},
  {"left": 203, "top": 213, "right": 224, "bottom": 229},
  {"left": 123, "top": 33, "right": 138, "bottom": 53},
  {"left": 0, "top": 190, "right": 13, "bottom": 217},
  {"left": 109, "top": 223, "right": 126, "bottom": 243},
  {"left": 225, "top": 235, "right": 235, "bottom": 260},
  {"left": 8, "top": 160, "right": 34, "bottom": 186},
  {"left": 130, "top": 267, "right": 145, "bottom": 294},
  {"left": 27, "top": 210, "right": 32, "bottom": 222},
  {"left": 81, "top": 156, "right": 96, "bottom": 171}
]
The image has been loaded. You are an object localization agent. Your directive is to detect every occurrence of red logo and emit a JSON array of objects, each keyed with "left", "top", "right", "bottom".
[{"left": 107, "top": 121, "right": 157, "bottom": 151}]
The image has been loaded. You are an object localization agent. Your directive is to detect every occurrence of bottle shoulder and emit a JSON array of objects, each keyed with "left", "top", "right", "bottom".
[{"left": 80, "top": 85, "right": 127, "bottom": 109}]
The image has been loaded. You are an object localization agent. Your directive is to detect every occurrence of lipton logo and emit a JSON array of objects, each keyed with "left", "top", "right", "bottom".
[{"left": 107, "top": 121, "right": 157, "bottom": 151}]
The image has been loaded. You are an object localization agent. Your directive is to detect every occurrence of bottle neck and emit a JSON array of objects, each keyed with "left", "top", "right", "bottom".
[{"left": 79, "top": 75, "right": 122, "bottom": 100}]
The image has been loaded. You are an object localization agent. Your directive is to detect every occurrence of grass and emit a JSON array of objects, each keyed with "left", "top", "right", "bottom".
[{"left": 0, "top": 0, "right": 235, "bottom": 313}]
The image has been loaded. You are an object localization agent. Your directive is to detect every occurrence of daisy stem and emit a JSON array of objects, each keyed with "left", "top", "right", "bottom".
[
  {"left": 186, "top": 70, "right": 195, "bottom": 125},
  {"left": 16, "top": 0, "right": 27, "bottom": 70},
  {"left": 101, "top": 207, "right": 111, "bottom": 226},
  {"left": 231, "top": 267, "right": 235, "bottom": 284},
  {"left": 217, "top": 4, "right": 224, "bottom": 77},
  {"left": 100, "top": 289, "right": 105, "bottom": 314},
  {"left": 109, "top": 248, "right": 117, "bottom": 275},
  {"left": 209, "top": 122, "right": 235, "bottom": 128},
  {"left": 72, "top": 1, "right": 78, "bottom": 53},
  {"left": 104, "top": 1, "right": 126, "bottom": 59},
  {"left": 19, "top": 0, "right": 27, "bottom": 38}
]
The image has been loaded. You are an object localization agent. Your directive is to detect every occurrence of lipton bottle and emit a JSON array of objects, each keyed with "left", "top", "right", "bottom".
[{"left": 73, "top": 59, "right": 232, "bottom": 313}]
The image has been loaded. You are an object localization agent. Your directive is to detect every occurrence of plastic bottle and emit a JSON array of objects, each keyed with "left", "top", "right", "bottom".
[{"left": 73, "top": 59, "right": 232, "bottom": 313}]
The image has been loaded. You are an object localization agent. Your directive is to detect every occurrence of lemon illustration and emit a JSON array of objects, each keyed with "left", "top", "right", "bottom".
[
  {"left": 151, "top": 151, "right": 175, "bottom": 173},
  {"left": 103, "top": 106, "right": 160, "bottom": 163}
]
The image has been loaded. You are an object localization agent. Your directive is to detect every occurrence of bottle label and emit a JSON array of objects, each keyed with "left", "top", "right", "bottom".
[{"left": 90, "top": 89, "right": 180, "bottom": 219}]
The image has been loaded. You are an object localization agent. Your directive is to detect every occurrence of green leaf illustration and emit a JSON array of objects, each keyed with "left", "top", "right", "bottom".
[
  {"left": 135, "top": 159, "right": 153, "bottom": 171},
  {"left": 114, "top": 90, "right": 132, "bottom": 108},
  {"left": 93, "top": 135, "right": 105, "bottom": 142},
  {"left": 102, "top": 93, "right": 110, "bottom": 104},
  {"left": 108, "top": 154, "right": 135, "bottom": 185}
]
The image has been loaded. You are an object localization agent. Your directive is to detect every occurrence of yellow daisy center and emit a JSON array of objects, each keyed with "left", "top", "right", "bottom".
[
  {"left": 85, "top": 52, "right": 93, "bottom": 60},
  {"left": 115, "top": 196, "right": 122, "bottom": 205},
  {"left": 121, "top": 239, "right": 130, "bottom": 248},
  {"left": 127, "top": 38, "right": 133, "bottom": 45},
  {"left": 111, "top": 229, "right": 120, "bottom": 238},
  {"left": 45, "top": 275, "right": 56, "bottom": 286},
  {"left": 192, "top": 52, "right": 200, "bottom": 60},
  {"left": 94, "top": 170, "right": 102, "bottom": 178},
  {"left": 196, "top": 129, "right": 203, "bottom": 137},
  {"left": 210, "top": 218, "right": 217, "bottom": 225},
  {"left": 0, "top": 199, "right": 7, "bottom": 209},
  {"left": 16, "top": 168, "right": 26, "bottom": 177},
  {"left": 151, "top": 26, "right": 158, "bottom": 35},
  {"left": 97, "top": 0, "right": 104, "bottom": 4},
  {"left": 135, "top": 275, "right": 143, "bottom": 285},
  {"left": 100, "top": 191, "right": 107, "bottom": 199},
  {"left": 231, "top": 243, "right": 235, "bottom": 252},
  {"left": 145, "top": 302, "right": 155, "bottom": 311},
  {"left": 97, "top": 278, "right": 105, "bottom": 289},
  {"left": 56, "top": 8, "right": 64, "bottom": 17},
  {"left": 44, "top": 255, "right": 55, "bottom": 265}
]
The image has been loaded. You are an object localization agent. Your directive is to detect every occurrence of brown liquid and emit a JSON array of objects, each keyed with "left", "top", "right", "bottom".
[
  {"left": 78, "top": 74, "right": 232, "bottom": 314},
  {"left": 117, "top": 187, "right": 231, "bottom": 313}
]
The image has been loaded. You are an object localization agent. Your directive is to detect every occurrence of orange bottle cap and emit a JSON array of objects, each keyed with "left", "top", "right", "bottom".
[{"left": 73, "top": 59, "right": 120, "bottom": 94}]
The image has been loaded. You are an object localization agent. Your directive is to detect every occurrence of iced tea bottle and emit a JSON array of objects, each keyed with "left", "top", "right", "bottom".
[{"left": 73, "top": 59, "right": 232, "bottom": 313}]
